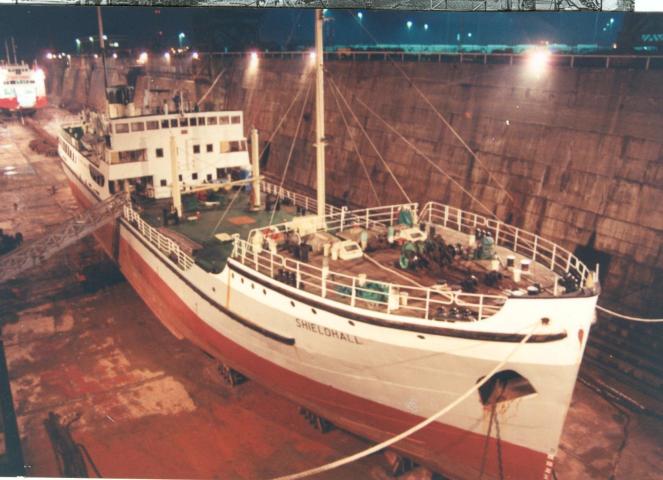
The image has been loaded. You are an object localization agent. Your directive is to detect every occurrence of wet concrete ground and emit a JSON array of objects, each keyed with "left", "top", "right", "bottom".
[{"left": 1, "top": 109, "right": 661, "bottom": 479}]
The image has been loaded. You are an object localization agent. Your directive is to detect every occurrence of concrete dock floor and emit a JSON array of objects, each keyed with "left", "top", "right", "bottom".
[{"left": 1, "top": 109, "right": 661, "bottom": 479}]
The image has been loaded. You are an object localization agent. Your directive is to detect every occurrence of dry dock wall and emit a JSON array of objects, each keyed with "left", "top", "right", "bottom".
[{"left": 46, "top": 56, "right": 663, "bottom": 393}]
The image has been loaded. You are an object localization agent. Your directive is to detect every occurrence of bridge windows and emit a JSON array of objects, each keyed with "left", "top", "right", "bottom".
[
  {"left": 161, "top": 119, "right": 170, "bottom": 129},
  {"left": 180, "top": 118, "right": 189, "bottom": 127},
  {"left": 192, "top": 173, "right": 198, "bottom": 180},
  {"left": 190, "top": 117, "right": 197, "bottom": 126},
  {"left": 231, "top": 115, "right": 241, "bottom": 124},
  {"left": 219, "top": 116, "right": 230, "bottom": 125},
  {"left": 131, "top": 121, "right": 145, "bottom": 132},
  {"left": 117, "top": 149, "right": 147, "bottom": 164},
  {"left": 193, "top": 144, "right": 200, "bottom": 154},
  {"left": 146, "top": 120, "right": 159, "bottom": 130},
  {"left": 89, "top": 165, "right": 105, "bottom": 187},
  {"left": 206, "top": 144, "right": 213, "bottom": 153},
  {"left": 170, "top": 119, "right": 178, "bottom": 128},
  {"left": 115, "top": 123, "right": 129, "bottom": 134},
  {"left": 156, "top": 148, "right": 164, "bottom": 158},
  {"left": 160, "top": 179, "right": 167, "bottom": 187},
  {"left": 207, "top": 116, "right": 218, "bottom": 125}
]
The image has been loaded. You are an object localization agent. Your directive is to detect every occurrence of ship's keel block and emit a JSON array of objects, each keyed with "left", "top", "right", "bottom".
[
  {"left": 384, "top": 449, "right": 421, "bottom": 477},
  {"left": 298, "top": 407, "right": 334, "bottom": 433},
  {"left": 218, "top": 364, "right": 247, "bottom": 387}
]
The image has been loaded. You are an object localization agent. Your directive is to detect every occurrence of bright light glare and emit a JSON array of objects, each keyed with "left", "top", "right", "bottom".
[
  {"left": 34, "top": 69, "right": 45, "bottom": 81},
  {"left": 248, "top": 51, "right": 259, "bottom": 73},
  {"left": 93, "top": 54, "right": 99, "bottom": 59},
  {"left": 113, "top": 53, "right": 118, "bottom": 59},
  {"left": 526, "top": 48, "right": 551, "bottom": 78},
  {"left": 164, "top": 52, "right": 171, "bottom": 61},
  {"left": 406, "top": 20, "right": 413, "bottom": 29},
  {"left": 46, "top": 52, "right": 53, "bottom": 60},
  {"left": 357, "top": 12, "right": 363, "bottom": 19},
  {"left": 192, "top": 51, "right": 199, "bottom": 60},
  {"left": 309, "top": 51, "right": 316, "bottom": 62},
  {"left": 424, "top": 24, "right": 429, "bottom": 31},
  {"left": 138, "top": 52, "right": 148, "bottom": 64}
]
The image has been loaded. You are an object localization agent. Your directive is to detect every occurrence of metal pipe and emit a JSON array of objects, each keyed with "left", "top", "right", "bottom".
[
  {"left": 251, "top": 128, "right": 261, "bottom": 209},
  {"left": 170, "top": 135, "right": 182, "bottom": 218}
]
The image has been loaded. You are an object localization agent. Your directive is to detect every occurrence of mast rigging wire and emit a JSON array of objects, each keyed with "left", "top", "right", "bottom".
[
  {"left": 208, "top": 71, "right": 314, "bottom": 237},
  {"left": 269, "top": 77, "right": 314, "bottom": 226},
  {"left": 327, "top": 76, "right": 412, "bottom": 204},
  {"left": 350, "top": 91, "right": 499, "bottom": 220},
  {"left": 328, "top": 75, "right": 382, "bottom": 206},
  {"left": 347, "top": 11, "right": 518, "bottom": 211}
]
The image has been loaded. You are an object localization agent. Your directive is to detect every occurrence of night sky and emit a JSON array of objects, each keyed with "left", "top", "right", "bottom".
[{"left": 0, "top": 6, "right": 641, "bottom": 62}]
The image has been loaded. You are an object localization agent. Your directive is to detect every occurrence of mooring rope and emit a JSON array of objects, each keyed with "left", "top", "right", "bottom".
[
  {"left": 270, "top": 322, "right": 539, "bottom": 480},
  {"left": 596, "top": 305, "right": 663, "bottom": 323}
]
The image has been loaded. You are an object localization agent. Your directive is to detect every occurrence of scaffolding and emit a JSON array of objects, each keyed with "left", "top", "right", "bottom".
[{"left": 0, "top": 192, "right": 128, "bottom": 284}]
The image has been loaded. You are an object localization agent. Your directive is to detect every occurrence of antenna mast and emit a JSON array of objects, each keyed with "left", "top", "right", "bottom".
[{"left": 314, "top": 9, "right": 326, "bottom": 220}]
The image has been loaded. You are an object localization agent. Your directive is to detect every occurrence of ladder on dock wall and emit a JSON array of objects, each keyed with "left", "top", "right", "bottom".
[{"left": 0, "top": 193, "right": 128, "bottom": 284}]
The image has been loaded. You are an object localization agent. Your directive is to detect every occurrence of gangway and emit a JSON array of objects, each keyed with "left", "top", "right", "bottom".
[{"left": 0, "top": 192, "right": 128, "bottom": 284}]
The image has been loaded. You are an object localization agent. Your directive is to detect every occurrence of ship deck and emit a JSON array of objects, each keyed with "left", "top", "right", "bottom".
[
  {"left": 134, "top": 188, "right": 297, "bottom": 273},
  {"left": 132, "top": 186, "right": 560, "bottom": 314}
]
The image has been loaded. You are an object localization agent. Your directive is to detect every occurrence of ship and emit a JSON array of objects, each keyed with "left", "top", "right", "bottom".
[
  {"left": 57, "top": 10, "right": 599, "bottom": 480},
  {"left": 0, "top": 56, "right": 47, "bottom": 114}
]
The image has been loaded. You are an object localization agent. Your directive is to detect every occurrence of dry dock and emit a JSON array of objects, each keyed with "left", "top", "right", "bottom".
[{"left": 0, "top": 109, "right": 661, "bottom": 479}]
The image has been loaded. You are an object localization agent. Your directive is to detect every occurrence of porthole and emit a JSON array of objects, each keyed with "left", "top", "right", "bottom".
[
  {"left": 311, "top": 308, "right": 317, "bottom": 314},
  {"left": 212, "top": 287, "right": 216, "bottom": 292},
  {"left": 251, "top": 283, "right": 255, "bottom": 289},
  {"left": 417, "top": 335, "right": 425, "bottom": 340},
  {"left": 348, "top": 320, "right": 355, "bottom": 326},
  {"left": 263, "top": 289, "right": 267, "bottom": 295},
  {"left": 290, "top": 300, "right": 295, "bottom": 307},
  {"left": 231, "top": 273, "right": 235, "bottom": 279},
  {"left": 240, "top": 278, "right": 244, "bottom": 284}
]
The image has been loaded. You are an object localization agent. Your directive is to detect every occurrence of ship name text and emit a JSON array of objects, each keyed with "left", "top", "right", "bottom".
[{"left": 295, "top": 319, "right": 362, "bottom": 344}]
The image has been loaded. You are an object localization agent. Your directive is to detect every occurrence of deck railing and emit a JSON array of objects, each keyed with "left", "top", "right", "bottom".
[
  {"left": 123, "top": 205, "right": 194, "bottom": 271},
  {"left": 261, "top": 181, "right": 340, "bottom": 217},
  {"left": 231, "top": 237, "right": 507, "bottom": 322},
  {"left": 119, "top": 180, "right": 593, "bottom": 323},
  {"left": 248, "top": 193, "right": 419, "bottom": 244},
  {"left": 420, "top": 202, "right": 591, "bottom": 287}
]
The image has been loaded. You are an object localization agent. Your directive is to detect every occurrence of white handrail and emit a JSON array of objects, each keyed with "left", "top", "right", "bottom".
[
  {"left": 419, "top": 202, "right": 591, "bottom": 288},
  {"left": 232, "top": 237, "right": 507, "bottom": 322}
]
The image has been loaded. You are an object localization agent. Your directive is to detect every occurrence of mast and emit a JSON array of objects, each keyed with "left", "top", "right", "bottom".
[
  {"left": 96, "top": 6, "right": 109, "bottom": 113},
  {"left": 10, "top": 37, "right": 17, "bottom": 64},
  {"left": 314, "top": 9, "right": 326, "bottom": 220}
]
